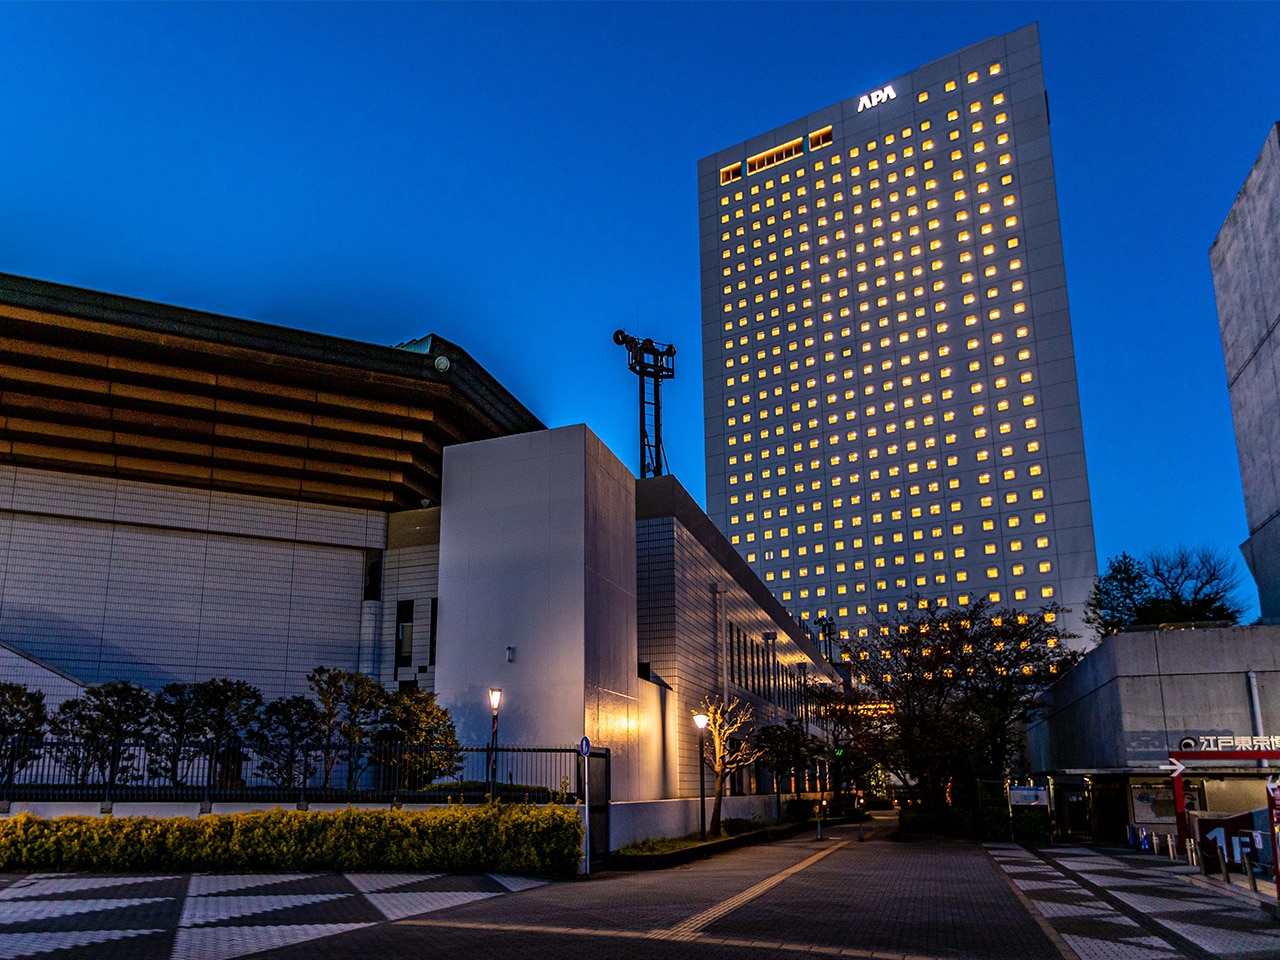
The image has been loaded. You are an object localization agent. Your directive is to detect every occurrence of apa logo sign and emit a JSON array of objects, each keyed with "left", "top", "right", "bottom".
[{"left": 857, "top": 84, "right": 897, "bottom": 113}]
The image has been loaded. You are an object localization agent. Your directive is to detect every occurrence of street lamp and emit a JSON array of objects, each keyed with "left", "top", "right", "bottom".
[
  {"left": 693, "top": 712, "right": 709, "bottom": 841},
  {"left": 487, "top": 688, "right": 502, "bottom": 799}
]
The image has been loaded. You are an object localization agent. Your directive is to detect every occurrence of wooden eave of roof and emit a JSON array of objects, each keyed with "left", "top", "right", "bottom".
[{"left": 0, "top": 274, "right": 544, "bottom": 511}]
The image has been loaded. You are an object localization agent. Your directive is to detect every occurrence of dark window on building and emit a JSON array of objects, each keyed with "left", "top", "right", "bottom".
[
  {"left": 731, "top": 625, "right": 738, "bottom": 685},
  {"left": 396, "top": 600, "right": 414, "bottom": 668},
  {"left": 363, "top": 550, "right": 383, "bottom": 601}
]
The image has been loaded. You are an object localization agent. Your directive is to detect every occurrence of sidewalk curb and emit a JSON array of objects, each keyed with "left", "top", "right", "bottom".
[
  {"left": 984, "top": 846, "right": 1082, "bottom": 960},
  {"left": 603, "top": 817, "right": 865, "bottom": 871},
  {"left": 1178, "top": 870, "right": 1280, "bottom": 915}
]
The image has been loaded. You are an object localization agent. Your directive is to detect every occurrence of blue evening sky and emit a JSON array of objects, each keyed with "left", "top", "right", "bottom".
[{"left": 1, "top": 2, "right": 1276, "bottom": 615}]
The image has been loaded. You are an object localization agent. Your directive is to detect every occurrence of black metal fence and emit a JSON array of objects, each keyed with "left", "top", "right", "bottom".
[{"left": 0, "top": 737, "right": 588, "bottom": 806}]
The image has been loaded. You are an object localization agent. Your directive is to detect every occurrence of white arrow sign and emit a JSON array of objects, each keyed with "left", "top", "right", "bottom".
[{"left": 1159, "top": 757, "right": 1186, "bottom": 778}]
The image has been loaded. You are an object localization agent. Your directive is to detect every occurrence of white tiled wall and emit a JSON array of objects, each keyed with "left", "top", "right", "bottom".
[
  {"left": 381, "top": 542, "right": 440, "bottom": 690},
  {"left": 0, "top": 642, "right": 83, "bottom": 709},
  {"left": 0, "top": 466, "right": 386, "bottom": 700}
]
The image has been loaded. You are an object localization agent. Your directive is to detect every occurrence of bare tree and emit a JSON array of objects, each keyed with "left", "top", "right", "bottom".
[
  {"left": 1141, "top": 545, "right": 1244, "bottom": 624},
  {"left": 696, "top": 696, "right": 764, "bottom": 838}
]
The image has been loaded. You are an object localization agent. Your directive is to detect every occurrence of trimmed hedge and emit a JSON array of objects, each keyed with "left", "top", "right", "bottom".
[{"left": 0, "top": 804, "right": 584, "bottom": 879}]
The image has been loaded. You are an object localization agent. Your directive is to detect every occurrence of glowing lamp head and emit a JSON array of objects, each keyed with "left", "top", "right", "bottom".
[
  {"left": 693, "top": 713, "right": 709, "bottom": 731},
  {"left": 488, "top": 688, "right": 503, "bottom": 712}
]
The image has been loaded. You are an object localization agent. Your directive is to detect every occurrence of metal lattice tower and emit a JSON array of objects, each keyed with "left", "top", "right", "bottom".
[{"left": 613, "top": 329, "right": 676, "bottom": 478}]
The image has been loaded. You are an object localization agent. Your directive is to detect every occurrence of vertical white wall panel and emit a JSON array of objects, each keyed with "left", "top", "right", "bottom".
[
  {"left": 0, "top": 515, "right": 114, "bottom": 683},
  {"left": 434, "top": 426, "right": 644, "bottom": 794},
  {"left": 99, "top": 525, "right": 207, "bottom": 686},
  {"left": 0, "top": 466, "right": 378, "bottom": 700},
  {"left": 286, "top": 543, "right": 366, "bottom": 682}
]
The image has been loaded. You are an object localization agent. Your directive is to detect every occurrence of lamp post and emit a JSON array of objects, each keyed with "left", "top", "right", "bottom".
[
  {"left": 693, "top": 712, "right": 709, "bottom": 841},
  {"left": 487, "top": 688, "right": 502, "bottom": 799}
]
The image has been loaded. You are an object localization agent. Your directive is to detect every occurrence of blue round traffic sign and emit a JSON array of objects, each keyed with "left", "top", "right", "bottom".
[{"left": 579, "top": 736, "right": 591, "bottom": 757}]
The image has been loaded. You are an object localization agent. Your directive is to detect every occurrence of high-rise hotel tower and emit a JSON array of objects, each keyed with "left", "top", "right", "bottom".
[{"left": 698, "top": 24, "right": 1096, "bottom": 642}]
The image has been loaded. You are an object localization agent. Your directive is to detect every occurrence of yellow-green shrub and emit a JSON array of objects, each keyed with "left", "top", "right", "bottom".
[{"left": 0, "top": 804, "right": 584, "bottom": 879}]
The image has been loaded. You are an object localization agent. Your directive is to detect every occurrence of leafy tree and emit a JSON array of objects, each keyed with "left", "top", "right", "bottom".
[
  {"left": 695, "top": 696, "right": 764, "bottom": 838},
  {"left": 848, "top": 602, "right": 971, "bottom": 809},
  {"left": 0, "top": 682, "right": 47, "bottom": 787},
  {"left": 378, "top": 689, "right": 462, "bottom": 789},
  {"left": 251, "top": 695, "right": 320, "bottom": 789},
  {"left": 48, "top": 681, "right": 153, "bottom": 786},
  {"left": 192, "top": 679, "right": 264, "bottom": 789},
  {"left": 1083, "top": 552, "right": 1152, "bottom": 639},
  {"left": 193, "top": 679, "right": 264, "bottom": 743},
  {"left": 308, "top": 667, "right": 387, "bottom": 789},
  {"left": 146, "top": 683, "right": 208, "bottom": 786},
  {"left": 845, "top": 599, "right": 1077, "bottom": 814},
  {"left": 0, "top": 682, "right": 46, "bottom": 742},
  {"left": 810, "top": 683, "right": 881, "bottom": 811},
  {"left": 754, "top": 718, "right": 822, "bottom": 801},
  {"left": 952, "top": 606, "right": 1081, "bottom": 796},
  {"left": 47, "top": 697, "right": 97, "bottom": 784},
  {"left": 1084, "top": 546, "right": 1245, "bottom": 639}
]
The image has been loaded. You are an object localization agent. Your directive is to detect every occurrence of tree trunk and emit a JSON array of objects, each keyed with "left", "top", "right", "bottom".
[{"left": 710, "top": 762, "right": 728, "bottom": 837}]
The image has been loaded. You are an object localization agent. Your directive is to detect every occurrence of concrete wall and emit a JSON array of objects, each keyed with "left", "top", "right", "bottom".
[
  {"left": 0, "top": 464, "right": 383, "bottom": 699},
  {"left": 635, "top": 476, "right": 840, "bottom": 802},
  {"left": 433, "top": 425, "right": 655, "bottom": 800},
  {"left": 1030, "top": 625, "right": 1280, "bottom": 771},
  {"left": 1211, "top": 122, "right": 1280, "bottom": 620},
  {"left": 609, "top": 793, "right": 781, "bottom": 851}
]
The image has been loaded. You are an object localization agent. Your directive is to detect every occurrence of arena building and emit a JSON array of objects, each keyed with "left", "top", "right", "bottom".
[{"left": 0, "top": 272, "right": 836, "bottom": 840}]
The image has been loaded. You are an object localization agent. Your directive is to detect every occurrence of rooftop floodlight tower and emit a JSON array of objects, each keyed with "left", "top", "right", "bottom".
[{"left": 613, "top": 329, "right": 676, "bottom": 478}]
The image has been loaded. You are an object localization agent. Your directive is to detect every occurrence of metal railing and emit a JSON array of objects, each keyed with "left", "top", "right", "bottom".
[{"left": 0, "top": 737, "right": 585, "bottom": 806}]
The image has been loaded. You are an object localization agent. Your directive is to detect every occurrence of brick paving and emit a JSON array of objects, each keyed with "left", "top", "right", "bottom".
[
  {"left": 987, "top": 843, "right": 1280, "bottom": 960},
  {"left": 699, "top": 829, "right": 1060, "bottom": 959},
  {"left": 0, "top": 871, "right": 518, "bottom": 959},
  {"left": 0, "top": 820, "right": 1054, "bottom": 959},
  {"left": 6, "top": 825, "right": 1278, "bottom": 959}
]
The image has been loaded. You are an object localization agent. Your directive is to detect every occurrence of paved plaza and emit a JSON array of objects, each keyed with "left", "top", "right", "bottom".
[
  {"left": 1, "top": 821, "right": 1278, "bottom": 959},
  {"left": 987, "top": 843, "right": 1280, "bottom": 960}
]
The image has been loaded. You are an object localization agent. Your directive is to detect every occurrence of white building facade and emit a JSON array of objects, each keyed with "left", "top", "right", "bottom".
[{"left": 698, "top": 24, "right": 1096, "bottom": 641}]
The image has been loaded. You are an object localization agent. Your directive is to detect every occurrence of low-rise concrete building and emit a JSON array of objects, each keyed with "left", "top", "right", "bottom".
[
  {"left": 1028, "top": 625, "right": 1280, "bottom": 844},
  {"left": 431, "top": 425, "right": 839, "bottom": 847}
]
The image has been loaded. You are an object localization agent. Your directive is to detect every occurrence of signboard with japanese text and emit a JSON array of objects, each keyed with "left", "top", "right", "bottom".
[
  {"left": 1009, "top": 786, "right": 1048, "bottom": 807},
  {"left": 1190, "top": 734, "right": 1280, "bottom": 750}
]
